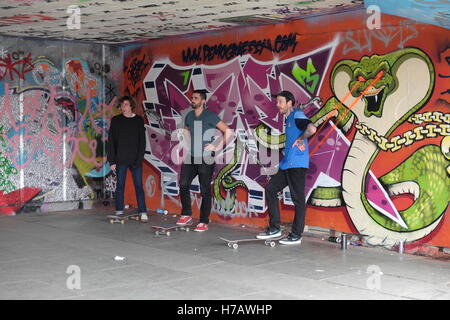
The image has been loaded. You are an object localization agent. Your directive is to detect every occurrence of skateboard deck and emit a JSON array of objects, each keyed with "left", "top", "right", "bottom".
[
  {"left": 107, "top": 213, "right": 140, "bottom": 224},
  {"left": 151, "top": 223, "right": 193, "bottom": 236},
  {"left": 219, "top": 233, "right": 288, "bottom": 249}
]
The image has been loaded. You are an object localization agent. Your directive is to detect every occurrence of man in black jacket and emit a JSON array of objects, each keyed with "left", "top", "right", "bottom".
[{"left": 107, "top": 96, "right": 148, "bottom": 221}]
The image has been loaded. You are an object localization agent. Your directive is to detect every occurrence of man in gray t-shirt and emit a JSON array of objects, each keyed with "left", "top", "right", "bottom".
[
  {"left": 176, "top": 90, "right": 231, "bottom": 232},
  {"left": 184, "top": 107, "right": 220, "bottom": 161}
]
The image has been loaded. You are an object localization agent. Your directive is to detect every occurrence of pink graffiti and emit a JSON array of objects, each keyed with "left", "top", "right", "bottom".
[{"left": 0, "top": 83, "right": 116, "bottom": 170}]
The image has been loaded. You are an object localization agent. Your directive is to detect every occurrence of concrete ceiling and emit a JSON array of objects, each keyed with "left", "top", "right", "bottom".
[{"left": 0, "top": 0, "right": 364, "bottom": 44}]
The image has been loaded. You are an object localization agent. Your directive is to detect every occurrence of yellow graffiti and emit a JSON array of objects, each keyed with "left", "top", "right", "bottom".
[{"left": 355, "top": 112, "right": 450, "bottom": 152}]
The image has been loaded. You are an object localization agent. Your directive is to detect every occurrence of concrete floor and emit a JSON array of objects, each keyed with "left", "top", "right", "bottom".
[{"left": 0, "top": 208, "right": 449, "bottom": 300}]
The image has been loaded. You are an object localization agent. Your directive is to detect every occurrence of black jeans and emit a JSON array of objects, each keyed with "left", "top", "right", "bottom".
[
  {"left": 265, "top": 167, "right": 307, "bottom": 237},
  {"left": 179, "top": 160, "right": 215, "bottom": 224}
]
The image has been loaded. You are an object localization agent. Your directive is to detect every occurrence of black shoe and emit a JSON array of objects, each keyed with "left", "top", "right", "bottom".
[
  {"left": 279, "top": 233, "right": 302, "bottom": 245},
  {"left": 256, "top": 227, "right": 282, "bottom": 239}
]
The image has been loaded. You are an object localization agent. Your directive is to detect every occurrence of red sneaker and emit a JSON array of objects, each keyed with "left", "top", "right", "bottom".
[
  {"left": 176, "top": 215, "right": 192, "bottom": 225},
  {"left": 194, "top": 223, "right": 208, "bottom": 232}
]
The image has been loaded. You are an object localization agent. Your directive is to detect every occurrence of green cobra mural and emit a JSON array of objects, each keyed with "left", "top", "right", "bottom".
[
  {"left": 213, "top": 141, "right": 248, "bottom": 213},
  {"left": 256, "top": 47, "right": 450, "bottom": 246}
]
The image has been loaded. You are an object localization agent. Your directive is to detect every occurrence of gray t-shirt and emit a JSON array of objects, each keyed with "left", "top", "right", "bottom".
[{"left": 184, "top": 109, "right": 221, "bottom": 158}]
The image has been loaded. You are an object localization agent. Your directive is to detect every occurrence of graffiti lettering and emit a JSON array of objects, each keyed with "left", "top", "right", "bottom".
[
  {"left": 125, "top": 54, "right": 149, "bottom": 92},
  {"left": 292, "top": 58, "right": 320, "bottom": 94},
  {"left": 90, "top": 62, "right": 111, "bottom": 77},
  {"left": 341, "top": 23, "right": 419, "bottom": 55},
  {"left": 105, "top": 83, "right": 116, "bottom": 102},
  {"left": 0, "top": 52, "right": 34, "bottom": 81},
  {"left": 145, "top": 41, "right": 336, "bottom": 215},
  {"left": 273, "top": 3, "right": 323, "bottom": 15},
  {"left": 182, "top": 33, "right": 298, "bottom": 63},
  {"left": 0, "top": 84, "right": 115, "bottom": 171}
]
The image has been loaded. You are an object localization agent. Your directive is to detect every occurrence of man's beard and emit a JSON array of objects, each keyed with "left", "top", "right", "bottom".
[{"left": 191, "top": 103, "right": 201, "bottom": 109}]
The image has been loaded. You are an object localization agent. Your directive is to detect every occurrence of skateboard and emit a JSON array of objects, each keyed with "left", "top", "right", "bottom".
[
  {"left": 107, "top": 213, "right": 140, "bottom": 224},
  {"left": 219, "top": 233, "right": 288, "bottom": 249},
  {"left": 152, "top": 223, "right": 193, "bottom": 236}
]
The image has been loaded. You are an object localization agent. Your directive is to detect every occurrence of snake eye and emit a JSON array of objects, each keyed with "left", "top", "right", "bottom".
[{"left": 358, "top": 76, "right": 365, "bottom": 82}]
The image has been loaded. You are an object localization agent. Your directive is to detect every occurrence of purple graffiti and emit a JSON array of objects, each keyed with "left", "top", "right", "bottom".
[{"left": 142, "top": 40, "right": 347, "bottom": 214}]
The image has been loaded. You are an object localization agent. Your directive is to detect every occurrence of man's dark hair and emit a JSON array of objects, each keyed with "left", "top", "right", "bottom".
[
  {"left": 275, "top": 90, "right": 296, "bottom": 106},
  {"left": 119, "top": 96, "right": 136, "bottom": 110},
  {"left": 193, "top": 90, "right": 207, "bottom": 101}
]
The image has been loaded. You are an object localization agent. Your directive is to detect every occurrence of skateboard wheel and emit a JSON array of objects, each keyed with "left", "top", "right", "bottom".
[
  {"left": 186, "top": 228, "right": 190, "bottom": 232},
  {"left": 155, "top": 231, "right": 159, "bottom": 235},
  {"left": 121, "top": 220, "right": 124, "bottom": 224},
  {"left": 232, "top": 243, "right": 238, "bottom": 249},
  {"left": 227, "top": 243, "right": 232, "bottom": 247},
  {"left": 166, "top": 231, "right": 171, "bottom": 236},
  {"left": 270, "top": 241, "right": 276, "bottom": 247},
  {"left": 109, "top": 219, "right": 113, "bottom": 224}
]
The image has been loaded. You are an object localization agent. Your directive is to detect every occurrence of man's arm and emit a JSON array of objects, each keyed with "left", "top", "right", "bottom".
[
  {"left": 302, "top": 123, "right": 317, "bottom": 139},
  {"left": 204, "top": 121, "right": 233, "bottom": 152},
  {"left": 293, "top": 123, "right": 316, "bottom": 151}
]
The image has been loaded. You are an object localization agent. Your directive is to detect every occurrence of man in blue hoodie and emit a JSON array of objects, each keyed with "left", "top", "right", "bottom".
[{"left": 257, "top": 91, "right": 316, "bottom": 244}]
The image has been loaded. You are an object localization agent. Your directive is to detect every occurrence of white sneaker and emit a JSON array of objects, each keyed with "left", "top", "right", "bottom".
[{"left": 140, "top": 213, "right": 148, "bottom": 222}]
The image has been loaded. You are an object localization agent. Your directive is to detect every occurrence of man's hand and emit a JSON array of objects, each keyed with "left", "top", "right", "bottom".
[{"left": 110, "top": 164, "right": 116, "bottom": 171}]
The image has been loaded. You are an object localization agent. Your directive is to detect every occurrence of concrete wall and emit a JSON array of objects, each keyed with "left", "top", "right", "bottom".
[
  {"left": 122, "top": 8, "right": 450, "bottom": 249},
  {"left": 0, "top": 35, "right": 122, "bottom": 214},
  {"left": 0, "top": 7, "right": 448, "bottom": 252}
]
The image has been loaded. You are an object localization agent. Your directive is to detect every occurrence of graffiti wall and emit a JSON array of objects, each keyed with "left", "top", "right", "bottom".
[
  {"left": 122, "top": 8, "right": 450, "bottom": 249},
  {"left": 0, "top": 35, "right": 122, "bottom": 215}
]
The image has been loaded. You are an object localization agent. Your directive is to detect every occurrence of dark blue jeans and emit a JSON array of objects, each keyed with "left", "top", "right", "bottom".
[{"left": 115, "top": 164, "right": 147, "bottom": 213}]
